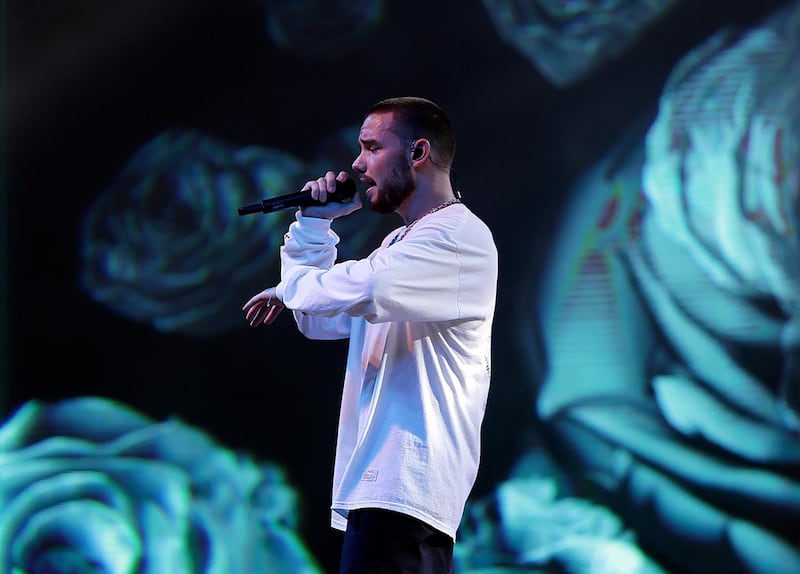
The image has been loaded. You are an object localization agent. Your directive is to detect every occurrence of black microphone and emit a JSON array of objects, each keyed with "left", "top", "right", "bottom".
[{"left": 238, "top": 178, "right": 357, "bottom": 216}]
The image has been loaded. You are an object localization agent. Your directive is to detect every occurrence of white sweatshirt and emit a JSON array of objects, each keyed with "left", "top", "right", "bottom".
[{"left": 275, "top": 203, "right": 498, "bottom": 540}]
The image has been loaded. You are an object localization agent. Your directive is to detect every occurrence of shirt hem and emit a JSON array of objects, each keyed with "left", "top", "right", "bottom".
[{"left": 331, "top": 501, "right": 456, "bottom": 541}]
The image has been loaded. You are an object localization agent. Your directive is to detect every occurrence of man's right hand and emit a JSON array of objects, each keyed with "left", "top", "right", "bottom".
[
  {"left": 300, "top": 170, "right": 362, "bottom": 219},
  {"left": 243, "top": 287, "right": 285, "bottom": 327}
]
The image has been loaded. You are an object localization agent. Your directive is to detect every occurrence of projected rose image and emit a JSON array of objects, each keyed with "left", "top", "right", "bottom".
[
  {"left": 79, "top": 130, "right": 304, "bottom": 337},
  {"left": 531, "top": 4, "right": 800, "bottom": 572},
  {"left": 0, "top": 397, "right": 322, "bottom": 573}
]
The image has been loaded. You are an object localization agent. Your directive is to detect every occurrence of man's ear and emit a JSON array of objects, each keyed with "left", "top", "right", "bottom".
[{"left": 410, "top": 139, "right": 430, "bottom": 162}]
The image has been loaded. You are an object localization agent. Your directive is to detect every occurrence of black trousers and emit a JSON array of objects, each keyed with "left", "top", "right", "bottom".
[{"left": 339, "top": 508, "right": 455, "bottom": 574}]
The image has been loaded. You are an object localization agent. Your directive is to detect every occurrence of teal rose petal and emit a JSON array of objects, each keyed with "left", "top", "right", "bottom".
[
  {"left": 139, "top": 501, "right": 192, "bottom": 574},
  {"left": 1, "top": 457, "right": 191, "bottom": 525},
  {"left": 0, "top": 398, "right": 154, "bottom": 452},
  {"left": 0, "top": 401, "right": 41, "bottom": 452},
  {"left": 103, "top": 419, "right": 262, "bottom": 508},
  {"left": 257, "top": 524, "right": 324, "bottom": 574},
  {"left": 85, "top": 459, "right": 192, "bottom": 530},
  {"left": 190, "top": 492, "right": 323, "bottom": 573},
  {"left": 0, "top": 436, "right": 101, "bottom": 475},
  {"left": 253, "top": 464, "right": 301, "bottom": 529},
  {"left": 0, "top": 471, "right": 134, "bottom": 570},
  {"left": 188, "top": 502, "right": 230, "bottom": 574},
  {"left": 12, "top": 500, "right": 140, "bottom": 574},
  {"left": 43, "top": 397, "right": 154, "bottom": 443},
  {"left": 103, "top": 419, "right": 223, "bottom": 475}
]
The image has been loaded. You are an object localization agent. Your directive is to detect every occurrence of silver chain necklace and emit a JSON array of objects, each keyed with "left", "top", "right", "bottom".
[{"left": 389, "top": 197, "right": 461, "bottom": 246}]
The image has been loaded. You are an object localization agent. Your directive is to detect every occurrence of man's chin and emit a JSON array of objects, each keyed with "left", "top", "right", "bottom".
[
  {"left": 366, "top": 194, "right": 394, "bottom": 214},
  {"left": 368, "top": 202, "right": 394, "bottom": 214}
]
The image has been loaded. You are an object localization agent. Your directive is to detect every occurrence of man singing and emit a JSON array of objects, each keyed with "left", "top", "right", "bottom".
[{"left": 244, "top": 96, "right": 498, "bottom": 573}]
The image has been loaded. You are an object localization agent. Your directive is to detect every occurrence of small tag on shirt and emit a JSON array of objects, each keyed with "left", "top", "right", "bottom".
[{"left": 361, "top": 469, "right": 378, "bottom": 482}]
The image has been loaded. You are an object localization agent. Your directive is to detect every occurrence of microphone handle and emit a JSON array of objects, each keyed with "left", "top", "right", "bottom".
[{"left": 238, "top": 178, "right": 356, "bottom": 216}]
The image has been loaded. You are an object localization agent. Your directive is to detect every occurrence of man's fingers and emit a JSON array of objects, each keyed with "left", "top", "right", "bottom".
[
  {"left": 263, "top": 305, "right": 285, "bottom": 325},
  {"left": 244, "top": 304, "right": 261, "bottom": 323},
  {"left": 243, "top": 291, "right": 268, "bottom": 311},
  {"left": 245, "top": 296, "right": 284, "bottom": 327},
  {"left": 248, "top": 304, "right": 264, "bottom": 327}
]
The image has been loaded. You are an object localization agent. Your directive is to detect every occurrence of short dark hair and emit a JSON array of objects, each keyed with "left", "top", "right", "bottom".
[{"left": 366, "top": 97, "right": 456, "bottom": 169}]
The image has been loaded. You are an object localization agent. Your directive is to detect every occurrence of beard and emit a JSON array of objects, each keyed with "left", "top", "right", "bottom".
[{"left": 369, "top": 157, "right": 416, "bottom": 214}]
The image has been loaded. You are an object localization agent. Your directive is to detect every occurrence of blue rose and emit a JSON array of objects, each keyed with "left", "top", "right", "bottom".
[
  {"left": 80, "top": 129, "right": 306, "bottom": 338},
  {"left": 0, "top": 397, "right": 322, "bottom": 573},
  {"left": 455, "top": 463, "right": 667, "bottom": 574}
]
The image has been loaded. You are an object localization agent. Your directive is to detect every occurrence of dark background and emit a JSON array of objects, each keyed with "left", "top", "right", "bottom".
[{"left": 5, "top": 0, "right": 788, "bottom": 570}]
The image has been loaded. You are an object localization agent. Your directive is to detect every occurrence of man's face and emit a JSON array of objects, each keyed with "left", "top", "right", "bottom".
[{"left": 352, "top": 112, "right": 415, "bottom": 214}]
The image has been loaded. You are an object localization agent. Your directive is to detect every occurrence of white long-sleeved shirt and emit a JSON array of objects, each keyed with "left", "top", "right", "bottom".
[{"left": 275, "top": 203, "right": 498, "bottom": 540}]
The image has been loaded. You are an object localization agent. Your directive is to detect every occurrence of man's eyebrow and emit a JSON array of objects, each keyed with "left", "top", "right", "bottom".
[{"left": 359, "top": 137, "right": 378, "bottom": 146}]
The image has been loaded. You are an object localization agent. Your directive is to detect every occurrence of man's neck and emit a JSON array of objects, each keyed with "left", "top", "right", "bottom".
[{"left": 397, "top": 174, "right": 456, "bottom": 224}]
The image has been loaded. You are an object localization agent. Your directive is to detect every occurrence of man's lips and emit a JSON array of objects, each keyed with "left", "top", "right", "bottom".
[{"left": 361, "top": 178, "right": 377, "bottom": 194}]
